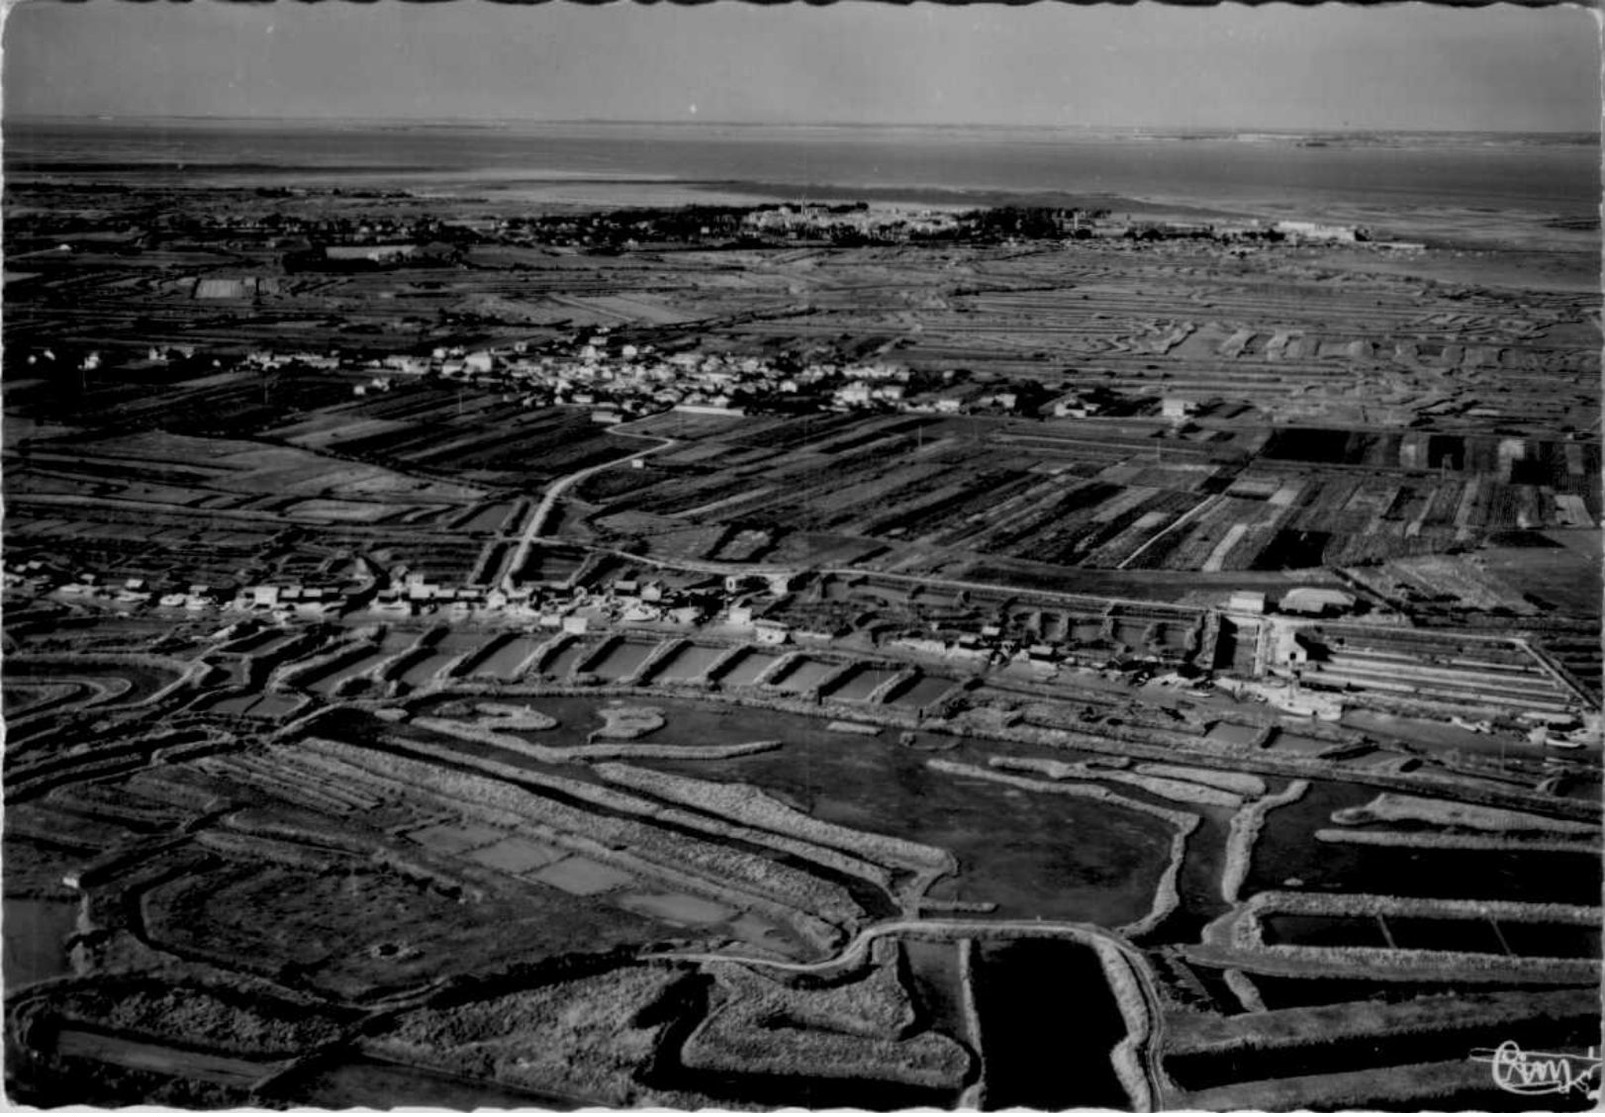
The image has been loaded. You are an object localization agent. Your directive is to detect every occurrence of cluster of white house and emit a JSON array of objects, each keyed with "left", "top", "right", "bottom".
[
  {"left": 52, "top": 325, "right": 1201, "bottom": 425},
  {"left": 21, "top": 557, "right": 1142, "bottom": 667},
  {"left": 26, "top": 558, "right": 815, "bottom": 636},
  {"left": 343, "top": 336, "right": 1024, "bottom": 419},
  {"left": 739, "top": 205, "right": 965, "bottom": 238},
  {"left": 234, "top": 567, "right": 877, "bottom": 647}
]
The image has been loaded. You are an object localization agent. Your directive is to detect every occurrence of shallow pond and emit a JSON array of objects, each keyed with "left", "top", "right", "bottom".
[
  {"left": 1342, "top": 707, "right": 1532, "bottom": 755},
  {"left": 203, "top": 693, "right": 258, "bottom": 716},
  {"left": 648, "top": 643, "right": 725, "bottom": 683},
  {"left": 716, "top": 649, "right": 780, "bottom": 686},
  {"left": 1110, "top": 620, "right": 1144, "bottom": 644},
  {"left": 471, "top": 635, "right": 546, "bottom": 680},
  {"left": 397, "top": 690, "right": 1177, "bottom": 927},
  {"left": 1266, "top": 729, "right": 1331, "bottom": 755},
  {"left": 588, "top": 640, "right": 658, "bottom": 681},
  {"left": 541, "top": 640, "right": 590, "bottom": 679},
  {"left": 307, "top": 649, "right": 394, "bottom": 695},
  {"left": 3, "top": 897, "right": 78, "bottom": 987},
  {"left": 887, "top": 675, "right": 957, "bottom": 708},
  {"left": 822, "top": 666, "right": 901, "bottom": 703},
  {"left": 245, "top": 693, "right": 303, "bottom": 719},
  {"left": 456, "top": 501, "right": 515, "bottom": 534},
  {"left": 1205, "top": 721, "right": 1261, "bottom": 747},
  {"left": 901, "top": 939, "right": 969, "bottom": 1043},
  {"left": 290, "top": 1056, "right": 581, "bottom": 1109},
  {"left": 517, "top": 549, "right": 584, "bottom": 584},
  {"left": 220, "top": 629, "right": 294, "bottom": 655},
  {"left": 770, "top": 657, "right": 836, "bottom": 692},
  {"left": 398, "top": 652, "right": 467, "bottom": 689},
  {"left": 379, "top": 628, "right": 422, "bottom": 654},
  {"left": 624, "top": 701, "right": 1176, "bottom": 926},
  {"left": 1245, "top": 781, "right": 1603, "bottom": 906}
]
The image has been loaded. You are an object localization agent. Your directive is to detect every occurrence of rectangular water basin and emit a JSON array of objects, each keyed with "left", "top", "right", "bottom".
[
  {"left": 771, "top": 658, "right": 837, "bottom": 692},
  {"left": 589, "top": 640, "right": 658, "bottom": 681},
  {"left": 649, "top": 644, "right": 727, "bottom": 683},
  {"left": 822, "top": 666, "right": 903, "bottom": 702},
  {"left": 716, "top": 649, "right": 780, "bottom": 687}
]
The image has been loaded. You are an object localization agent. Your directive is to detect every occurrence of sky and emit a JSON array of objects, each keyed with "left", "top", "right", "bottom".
[{"left": 4, "top": 0, "right": 1600, "bottom": 132}]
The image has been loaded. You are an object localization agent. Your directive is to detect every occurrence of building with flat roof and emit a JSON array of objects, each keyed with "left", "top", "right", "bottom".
[
  {"left": 1228, "top": 590, "right": 1266, "bottom": 615},
  {"left": 1279, "top": 587, "right": 1355, "bottom": 616}
]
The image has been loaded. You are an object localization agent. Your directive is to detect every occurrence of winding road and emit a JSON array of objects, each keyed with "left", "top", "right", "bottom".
[{"left": 502, "top": 427, "right": 677, "bottom": 587}]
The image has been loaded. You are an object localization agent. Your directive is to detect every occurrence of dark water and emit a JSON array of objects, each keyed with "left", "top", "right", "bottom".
[
  {"left": 7, "top": 119, "right": 1598, "bottom": 217},
  {"left": 972, "top": 939, "right": 1130, "bottom": 1110},
  {"left": 1261, "top": 914, "right": 1387, "bottom": 949},
  {"left": 1243, "top": 781, "right": 1604, "bottom": 907}
]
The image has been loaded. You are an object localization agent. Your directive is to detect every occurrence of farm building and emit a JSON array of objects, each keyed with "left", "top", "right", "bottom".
[
  {"left": 1279, "top": 587, "right": 1356, "bottom": 616},
  {"left": 382, "top": 356, "right": 430, "bottom": 375},
  {"left": 194, "top": 277, "right": 257, "bottom": 299},
  {"left": 1227, "top": 590, "right": 1266, "bottom": 615},
  {"left": 1272, "top": 220, "right": 1359, "bottom": 243},
  {"left": 1050, "top": 392, "right": 1103, "bottom": 419},
  {"left": 326, "top": 244, "right": 418, "bottom": 263}
]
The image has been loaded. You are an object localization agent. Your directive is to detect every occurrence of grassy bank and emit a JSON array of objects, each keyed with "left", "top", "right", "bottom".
[{"left": 1220, "top": 781, "right": 1310, "bottom": 904}]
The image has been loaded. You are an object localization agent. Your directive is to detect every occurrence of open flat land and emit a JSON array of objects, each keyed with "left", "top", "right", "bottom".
[{"left": 4, "top": 128, "right": 1600, "bottom": 1111}]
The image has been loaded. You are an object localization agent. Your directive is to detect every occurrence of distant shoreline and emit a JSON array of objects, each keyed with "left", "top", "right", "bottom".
[
  {"left": 0, "top": 160, "right": 1252, "bottom": 223},
  {"left": 7, "top": 115, "right": 1599, "bottom": 145},
  {"left": 7, "top": 120, "right": 1596, "bottom": 240},
  {"left": 9, "top": 163, "right": 1601, "bottom": 249}
]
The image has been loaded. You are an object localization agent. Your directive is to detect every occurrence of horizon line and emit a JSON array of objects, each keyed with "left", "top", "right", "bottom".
[{"left": 7, "top": 112, "right": 1599, "bottom": 137}]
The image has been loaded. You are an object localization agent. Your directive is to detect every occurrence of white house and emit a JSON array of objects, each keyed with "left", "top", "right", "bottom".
[{"left": 1161, "top": 397, "right": 1197, "bottom": 422}]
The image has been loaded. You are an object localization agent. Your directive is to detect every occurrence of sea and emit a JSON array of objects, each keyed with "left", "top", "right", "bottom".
[{"left": 6, "top": 117, "right": 1600, "bottom": 232}]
